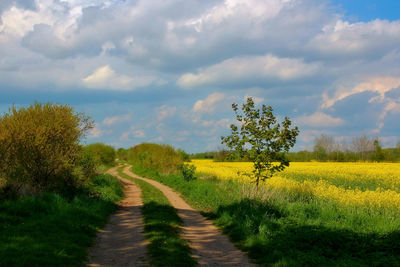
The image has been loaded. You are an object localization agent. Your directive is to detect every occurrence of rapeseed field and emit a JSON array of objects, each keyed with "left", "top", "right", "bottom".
[{"left": 192, "top": 160, "right": 400, "bottom": 211}]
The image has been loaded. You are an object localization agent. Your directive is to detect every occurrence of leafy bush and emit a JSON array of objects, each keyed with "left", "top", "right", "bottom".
[
  {"left": 0, "top": 103, "right": 93, "bottom": 196},
  {"left": 83, "top": 143, "right": 116, "bottom": 165},
  {"left": 127, "top": 143, "right": 184, "bottom": 174},
  {"left": 75, "top": 147, "right": 99, "bottom": 182},
  {"left": 117, "top": 148, "right": 129, "bottom": 161},
  {"left": 179, "top": 164, "right": 197, "bottom": 181}
]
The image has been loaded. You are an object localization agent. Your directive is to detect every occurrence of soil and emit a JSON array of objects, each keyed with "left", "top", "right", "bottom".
[
  {"left": 87, "top": 166, "right": 148, "bottom": 267},
  {"left": 123, "top": 166, "right": 255, "bottom": 267}
]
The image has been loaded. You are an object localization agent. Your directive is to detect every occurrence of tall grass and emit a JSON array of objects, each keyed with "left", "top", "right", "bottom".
[
  {"left": 130, "top": 163, "right": 400, "bottom": 266},
  {"left": 0, "top": 174, "right": 123, "bottom": 266}
]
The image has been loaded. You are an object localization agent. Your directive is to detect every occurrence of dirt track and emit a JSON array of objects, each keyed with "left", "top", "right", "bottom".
[
  {"left": 123, "top": 166, "right": 255, "bottom": 267},
  {"left": 87, "top": 166, "right": 148, "bottom": 267}
]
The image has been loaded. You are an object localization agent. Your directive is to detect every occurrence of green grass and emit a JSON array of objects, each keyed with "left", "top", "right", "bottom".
[
  {"left": 130, "top": 162, "right": 400, "bottom": 266},
  {"left": 0, "top": 174, "right": 123, "bottom": 267},
  {"left": 117, "top": 166, "right": 196, "bottom": 267}
]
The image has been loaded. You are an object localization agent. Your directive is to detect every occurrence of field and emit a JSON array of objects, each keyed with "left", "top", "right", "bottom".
[
  {"left": 131, "top": 160, "right": 400, "bottom": 265},
  {"left": 192, "top": 160, "right": 400, "bottom": 213}
]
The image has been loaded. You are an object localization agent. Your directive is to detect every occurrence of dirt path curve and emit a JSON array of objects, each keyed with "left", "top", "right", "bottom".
[
  {"left": 87, "top": 166, "right": 148, "bottom": 267},
  {"left": 123, "top": 166, "right": 255, "bottom": 267}
]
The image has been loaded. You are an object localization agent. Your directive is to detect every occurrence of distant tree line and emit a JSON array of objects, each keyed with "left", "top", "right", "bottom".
[
  {"left": 192, "top": 135, "right": 400, "bottom": 162},
  {"left": 289, "top": 134, "right": 400, "bottom": 162}
]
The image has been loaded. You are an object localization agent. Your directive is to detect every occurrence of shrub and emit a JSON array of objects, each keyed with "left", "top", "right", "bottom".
[
  {"left": 179, "top": 164, "right": 197, "bottom": 181},
  {"left": 83, "top": 143, "right": 116, "bottom": 165},
  {"left": 128, "top": 143, "right": 184, "bottom": 174},
  {"left": 117, "top": 148, "right": 128, "bottom": 161},
  {"left": 75, "top": 147, "right": 99, "bottom": 182},
  {"left": 0, "top": 103, "right": 93, "bottom": 196}
]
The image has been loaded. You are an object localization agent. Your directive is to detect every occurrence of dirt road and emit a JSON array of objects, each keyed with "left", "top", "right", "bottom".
[
  {"left": 87, "top": 166, "right": 148, "bottom": 267},
  {"left": 123, "top": 166, "right": 255, "bottom": 267}
]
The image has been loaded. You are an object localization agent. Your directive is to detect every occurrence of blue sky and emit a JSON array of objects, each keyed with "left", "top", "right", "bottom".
[{"left": 0, "top": 0, "right": 399, "bottom": 152}]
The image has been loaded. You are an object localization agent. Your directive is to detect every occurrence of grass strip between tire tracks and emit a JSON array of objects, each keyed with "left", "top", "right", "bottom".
[{"left": 117, "top": 166, "right": 196, "bottom": 267}]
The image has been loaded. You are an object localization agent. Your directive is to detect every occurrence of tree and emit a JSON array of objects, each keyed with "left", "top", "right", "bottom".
[
  {"left": 373, "top": 138, "right": 384, "bottom": 162},
  {"left": 351, "top": 136, "right": 373, "bottom": 161},
  {"left": 0, "top": 103, "right": 93, "bottom": 195},
  {"left": 221, "top": 97, "right": 299, "bottom": 190},
  {"left": 313, "top": 134, "right": 335, "bottom": 161}
]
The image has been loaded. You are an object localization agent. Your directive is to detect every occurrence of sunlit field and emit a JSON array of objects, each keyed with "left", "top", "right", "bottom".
[{"left": 192, "top": 160, "right": 400, "bottom": 212}]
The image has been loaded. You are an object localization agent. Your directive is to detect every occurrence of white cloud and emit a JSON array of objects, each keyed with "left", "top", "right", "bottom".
[
  {"left": 88, "top": 124, "right": 102, "bottom": 138},
  {"left": 103, "top": 113, "right": 132, "bottom": 126},
  {"left": 120, "top": 126, "right": 146, "bottom": 141},
  {"left": 156, "top": 105, "right": 177, "bottom": 121},
  {"left": 244, "top": 94, "right": 264, "bottom": 105},
  {"left": 178, "top": 54, "right": 320, "bottom": 88},
  {"left": 82, "top": 65, "right": 155, "bottom": 90},
  {"left": 308, "top": 19, "right": 400, "bottom": 58},
  {"left": 186, "top": 0, "right": 292, "bottom": 32},
  {"left": 193, "top": 92, "right": 226, "bottom": 114},
  {"left": 322, "top": 76, "right": 400, "bottom": 108},
  {"left": 296, "top": 112, "right": 344, "bottom": 128}
]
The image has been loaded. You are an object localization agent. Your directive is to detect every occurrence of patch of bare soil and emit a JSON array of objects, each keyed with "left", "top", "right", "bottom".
[
  {"left": 123, "top": 166, "right": 255, "bottom": 267},
  {"left": 87, "top": 166, "right": 148, "bottom": 267}
]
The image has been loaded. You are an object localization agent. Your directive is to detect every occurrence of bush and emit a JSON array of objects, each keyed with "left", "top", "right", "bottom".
[
  {"left": 179, "top": 164, "right": 196, "bottom": 181},
  {"left": 83, "top": 143, "right": 116, "bottom": 165},
  {"left": 127, "top": 143, "right": 184, "bottom": 174},
  {"left": 117, "top": 148, "right": 128, "bottom": 161},
  {"left": 0, "top": 103, "right": 93, "bottom": 196},
  {"left": 75, "top": 147, "right": 99, "bottom": 182}
]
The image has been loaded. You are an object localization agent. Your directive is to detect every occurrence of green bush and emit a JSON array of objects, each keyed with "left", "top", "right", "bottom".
[
  {"left": 0, "top": 103, "right": 93, "bottom": 196},
  {"left": 127, "top": 143, "right": 184, "bottom": 174},
  {"left": 83, "top": 143, "right": 116, "bottom": 165},
  {"left": 117, "top": 148, "right": 129, "bottom": 161},
  {"left": 178, "top": 164, "right": 196, "bottom": 181}
]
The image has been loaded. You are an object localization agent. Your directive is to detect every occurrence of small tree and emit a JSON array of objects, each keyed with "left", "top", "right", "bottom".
[
  {"left": 221, "top": 97, "right": 299, "bottom": 190},
  {"left": 0, "top": 103, "right": 93, "bottom": 195}
]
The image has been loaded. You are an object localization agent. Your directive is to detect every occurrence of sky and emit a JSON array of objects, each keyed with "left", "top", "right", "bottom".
[{"left": 0, "top": 0, "right": 399, "bottom": 152}]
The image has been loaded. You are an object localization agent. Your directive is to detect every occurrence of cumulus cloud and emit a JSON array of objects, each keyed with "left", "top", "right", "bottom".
[
  {"left": 120, "top": 126, "right": 146, "bottom": 141},
  {"left": 193, "top": 92, "right": 226, "bottom": 114},
  {"left": 1, "top": 0, "right": 400, "bottom": 151},
  {"left": 186, "top": 0, "right": 292, "bottom": 32},
  {"left": 178, "top": 54, "right": 320, "bottom": 88},
  {"left": 244, "top": 94, "right": 264, "bottom": 105},
  {"left": 308, "top": 19, "right": 400, "bottom": 59},
  {"left": 296, "top": 112, "right": 344, "bottom": 128},
  {"left": 103, "top": 113, "right": 133, "bottom": 126},
  {"left": 322, "top": 76, "right": 400, "bottom": 108},
  {"left": 82, "top": 65, "right": 155, "bottom": 90},
  {"left": 88, "top": 124, "right": 102, "bottom": 138},
  {"left": 156, "top": 105, "right": 177, "bottom": 121}
]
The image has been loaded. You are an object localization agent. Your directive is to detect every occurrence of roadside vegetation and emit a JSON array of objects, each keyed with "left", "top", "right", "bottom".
[
  {"left": 129, "top": 160, "right": 400, "bottom": 266},
  {"left": 0, "top": 103, "right": 122, "bottom": 266},
  {"left": 117, "top": 166, "right": 196, "bottom": 267},
  {"left": 0, "top": 173, "right": 123, "bottom": 266},
  {"left": 126, "top": 143, "right": 188, "bottom": 174}
]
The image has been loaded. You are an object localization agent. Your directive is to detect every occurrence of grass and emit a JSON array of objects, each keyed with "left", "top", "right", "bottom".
[
  {"left": 0, "top": 174, "right": 123, "bottom": 267},
  {"left": 117, "top": 166, "right": 196, "bottom": 267},
  {"left": 130, "top": 162, "right": 400, "bottom": 266}
]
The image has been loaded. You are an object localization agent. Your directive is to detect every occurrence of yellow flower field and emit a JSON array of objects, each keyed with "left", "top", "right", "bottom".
[{"left": 191, "top": 160, "right": 400, "bottom": 210}]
